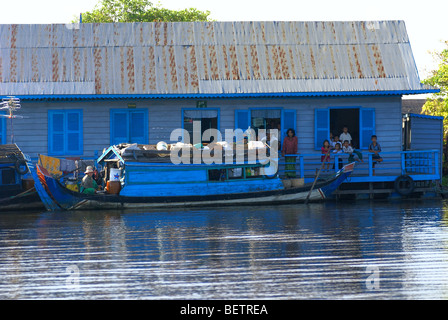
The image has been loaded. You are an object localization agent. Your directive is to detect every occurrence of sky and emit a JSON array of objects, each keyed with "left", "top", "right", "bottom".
[{"left": 0, "top": 0, "right": 447, "bottom": 81}]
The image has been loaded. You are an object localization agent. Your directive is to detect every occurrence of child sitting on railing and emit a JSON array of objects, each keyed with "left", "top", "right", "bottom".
[
  {"left": 342, "top": 140, "right": 364, "bottom": 163},
  {"left": 369, "top": 135, "right": 383, "bottom": 175}
]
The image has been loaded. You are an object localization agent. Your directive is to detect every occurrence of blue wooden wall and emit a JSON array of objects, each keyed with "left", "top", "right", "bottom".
[
  {"left": 4, "top": 96, "right": 403, "bottom": 159},
  {"left": 406, "top": 114, "right": 443, "bottom": 152}
]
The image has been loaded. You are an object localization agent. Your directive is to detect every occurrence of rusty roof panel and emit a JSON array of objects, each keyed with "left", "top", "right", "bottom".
[{"left": 0, "top": 20, "right": 432, "bottom": 96}]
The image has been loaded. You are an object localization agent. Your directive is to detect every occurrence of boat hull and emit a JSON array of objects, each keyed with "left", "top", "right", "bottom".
[
  {"left": 0, "top": 192, "right": 44, "bottom": 211},
  {"left": 31, "top": 162, "right": 354, "bottom": 211}
]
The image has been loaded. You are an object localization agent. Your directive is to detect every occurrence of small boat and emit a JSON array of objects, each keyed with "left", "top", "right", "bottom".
[
  {"left": 30, "top": 144, "right": 355, "bottom": 211},
  {"left": 0, "top": 144, "right": 44, "bottom": 211}
]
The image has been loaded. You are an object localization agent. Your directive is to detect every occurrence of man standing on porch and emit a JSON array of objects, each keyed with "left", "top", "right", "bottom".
[{"left": 282, "top": 129, "right": 298, "bottom": 178}]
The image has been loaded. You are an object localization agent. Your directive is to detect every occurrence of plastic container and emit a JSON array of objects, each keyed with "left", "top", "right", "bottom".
[
  {"left": 291, "top": 178, "right": 305, "bottom": 188},
  {"left": 156, "top": 141, "right": 168, "bottom": 151},
  {"left": 106, "top": 181, "right": 121, "bottom": 195},
  {"left": 65, "top": 179, "right": 79, "bottom": 192},
  {"left": 282, "top": 179, "right": 292, "bottom": 189},
  {"left": 228, "top": 168, "right": 242, "bottom": 178},
  {"left": 109, "top": 168, "right": 121, "bottom": 181}
]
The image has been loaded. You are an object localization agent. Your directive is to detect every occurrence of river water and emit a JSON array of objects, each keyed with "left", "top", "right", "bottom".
[{"left": 1, "top": 200, "right": 448, "bottom": 300}]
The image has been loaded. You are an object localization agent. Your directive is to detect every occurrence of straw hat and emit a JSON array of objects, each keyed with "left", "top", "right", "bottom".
[{"left": 85, "top": 166, "right": 94, "bottom": 174}]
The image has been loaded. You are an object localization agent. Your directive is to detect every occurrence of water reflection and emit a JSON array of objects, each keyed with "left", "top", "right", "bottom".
[{"left": 1, "top": 200, "right": 448, "bottom": 299}]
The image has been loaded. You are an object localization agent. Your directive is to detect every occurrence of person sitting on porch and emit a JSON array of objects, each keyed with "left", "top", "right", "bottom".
[
  {"left": 282, "top": 128, "right": 298, "bottom": 178},
  {"left": 332, "top": 143, "right": 343, "bottom": 170},
  {"left": 80, "top": 166, "right": 99, "bottom": 194},
  {"left": 369, "top": 135, "right": 383, "bottom": 175},
  {"left": 343, "top": 140, "right": 363, "bottom": 163},
  {"left": 339, "top": 126, "right": 353, "bottom": 146},
  {"left": 331, "top": 135, "right": 342, "bottom": 149}
]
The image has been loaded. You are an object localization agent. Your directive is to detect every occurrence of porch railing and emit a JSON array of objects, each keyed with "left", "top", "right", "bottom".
[{"left": 277, "top": 150, "right": 440, "bottom": 183}]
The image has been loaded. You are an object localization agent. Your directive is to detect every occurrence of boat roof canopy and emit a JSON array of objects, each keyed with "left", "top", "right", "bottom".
[{"left": 0, "top": 144, "right": 26, "bottom": 164}]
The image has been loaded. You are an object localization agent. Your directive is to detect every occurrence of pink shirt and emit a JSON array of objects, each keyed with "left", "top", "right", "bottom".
[{"left": 282, "top": 136, "right": 298, "bottom": 155}]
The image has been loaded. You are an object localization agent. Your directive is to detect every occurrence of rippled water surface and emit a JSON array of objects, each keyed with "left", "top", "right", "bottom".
[{"left": 1, "top": 200, "right": 448, "bottom": 299}]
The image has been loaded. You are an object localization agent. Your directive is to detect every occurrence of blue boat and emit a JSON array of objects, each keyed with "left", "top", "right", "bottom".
[
  {"left": 30, "top": 144, "right": 355, "bottom": 211},
  {"left": 0, "top": 144, "right": 44, "bottom": 211}
]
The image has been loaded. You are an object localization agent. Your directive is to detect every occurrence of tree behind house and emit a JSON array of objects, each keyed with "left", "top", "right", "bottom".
[
  {"left": 73, "top": 0, "right": 211, "bottom": 23},
  {"left": 422, "top": 42, "right": 448, "bottom": 175},
  {"left": 422, "top": 41, "right": 448, "bottom": 139}
]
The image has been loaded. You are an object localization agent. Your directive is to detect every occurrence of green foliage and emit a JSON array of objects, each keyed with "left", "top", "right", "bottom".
[
  {"left": 422, "top": 41, "right": 448, "bottom": 140},
  {"left": 73, "top": 0, "right": 211, "bottom": 23},
  {"left": 442, "top": 175, "right": 448, "bottom": 187}
]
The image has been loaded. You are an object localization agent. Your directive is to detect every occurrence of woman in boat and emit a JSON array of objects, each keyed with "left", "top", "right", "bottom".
[
  {"left": 282, "top": 128, "right": 298, "bottom": 178},
  {"left": 80, "top": 166, "right": 99, "bottom": 194}
]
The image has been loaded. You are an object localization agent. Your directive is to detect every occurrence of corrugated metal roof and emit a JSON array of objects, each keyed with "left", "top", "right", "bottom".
[
  {"left": 404, "top": 113, "right": 444, "bottom": 120},
  {"left": 0, "top": 21, "right": 436, "bottom": 97}
]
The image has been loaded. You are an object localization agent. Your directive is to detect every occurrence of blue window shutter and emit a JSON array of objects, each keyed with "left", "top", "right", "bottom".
[
  {"left": 111, "top": 110, "right": 129, "bottom": 145},
  {"left": 129, "top": 110, "right": 148, "bottom": 144},
  {"left": 49, "top": 111, "right": 65, "bottom": 155},
  {"left": 66, "top": 110, "right": 82, "bottom": 154},
  {"left": 315, "top": 108, "right": 329, "bottom": 150},
  {"left": 235, "top": 110, "right": 250, "bottom": 142},
  {"left": 360, "top": 108, "right": 375, "bottom": 149},
  {"left": 49, "top": 110, "right": 83, "bottom": 155},
  {"left": 110, "top": 109, "right": 148, "bottom": 145},
  {"left": 235, "top": 110, "right": 250, "bottom": 131},
  {"left": 281, "top": 109, "right": 297, "bottom": 143}
]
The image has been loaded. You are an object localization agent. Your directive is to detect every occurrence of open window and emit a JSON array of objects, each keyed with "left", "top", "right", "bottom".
[
  {"left": 315, "top": 108, "right": 375, "bottom": 150},
  {"left": 183, "top": 109, "right": 219, "bottom": 144},
  {"left": 1, "top": 167, "right": 18, "bottom": 185},
  {"left": 250, "top": 109, "right": 281, "bottom": 137},
  {"left": 235, "top": 108, "right": 296, "bottom": 144},
  {"left": 330, "top": 108, "right": 360, "bottom": 148}
]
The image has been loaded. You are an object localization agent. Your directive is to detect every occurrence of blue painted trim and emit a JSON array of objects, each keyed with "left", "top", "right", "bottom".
[
  {"left": 5, "top": 89, "right": 440, "bottom": 101},
  {"left": 97, "top": 146, "right": 124, "bottom": 164},
  {"left": 48, "top": 109, "right": 83, "bottom": 156},
  {"left": 347, "top": 174, "right": 440, "bottom": 183},
  {"left": 404, "top": 113, "right": 444, "bottom": 120}
]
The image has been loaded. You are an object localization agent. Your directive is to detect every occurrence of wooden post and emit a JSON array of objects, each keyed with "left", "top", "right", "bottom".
[
  {"left": 401, "top": 152, "right": 406, "bottom": 175},
  {"left": 299, "top": 155, "right": 305, "bottom": 178}
]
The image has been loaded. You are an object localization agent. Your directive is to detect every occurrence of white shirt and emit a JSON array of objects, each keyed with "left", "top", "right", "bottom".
[
  {"left": 342, "top": 145, "right": 354, "bottom": 154},
  {"left": 331, "top": 141, "right": 342, "bottom": 148},
  {"left": 339, "top": 132, "right": 352, "bottom": 144}
]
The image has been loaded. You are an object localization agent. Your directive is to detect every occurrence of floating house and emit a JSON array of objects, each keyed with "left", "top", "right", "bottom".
[{"left": 0, "top": 21, "right": 442, "bottom": 197}]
